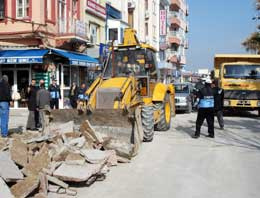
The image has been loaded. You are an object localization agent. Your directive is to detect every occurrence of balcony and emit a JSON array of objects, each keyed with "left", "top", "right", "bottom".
[
  {"left": 180, "top": 56, "right": 186, "bottom": 65},
  {"left": 169, "top": 55, "right": 178, "bottom": 63},
  {"left": 170, "top": 0, "right": 181, "bottom": 11},
  {"left": 168, "top": 12, "right": 181, "bottom": 28},
  {"left": 168, "top": 31, "right": 181, "bottom": 45},
  {"left": 184, "top": 39, "right": 189, "bottom": 49}
]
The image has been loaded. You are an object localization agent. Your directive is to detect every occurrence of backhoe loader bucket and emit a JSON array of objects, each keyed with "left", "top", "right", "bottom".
[{"left": 50, "top": 108, "right": 143, "bottom": 159}]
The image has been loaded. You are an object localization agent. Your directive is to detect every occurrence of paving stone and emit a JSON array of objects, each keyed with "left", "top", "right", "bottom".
[
  {"left": 80, "top": 149, "right": 108, "bottom": 164},
  {"left": 46, "top": 175, "right": 69, "bottom": 189},
  {"left": 0, "top": 152, "right": 24, "bottom": 182},
  {"left": 10, "top": 138, "right": 28, "bottom": 167},
  {"left": 65, "top": 153, "right": 86, "bottom": 165},
  {"left": 80, "top": 120, "right": 103, "bottom": 143},
  {"left": 0, "top": 177, "right": 14, "bottom": 198},
  {"left": 23, "top": 144, "right": 50, "bottom": 176},
  {"left": 68, "top": 137, "right": 86, "bottom": 148},
  {"left": 11, "top": 176, "right": 39, "bottom": 198},
  {"left": 53, "top": 163, "right": 103, "bottom": 182},
  {"left": 48, "top": 184, "right": 60, "bottom": 193},
  {"left": 39, "top": 172, "right": 48, "bottom": 195},
  {"left": 105, "top": 150, "right": 118, "bottom": 166},
  {"left": 66, "top": 188, "right": 77, "bottom": 196}
]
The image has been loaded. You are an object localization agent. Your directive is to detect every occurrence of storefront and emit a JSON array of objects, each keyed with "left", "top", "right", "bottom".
[{"left": 0, "top": 48, "right": 99, "bottom": 109}]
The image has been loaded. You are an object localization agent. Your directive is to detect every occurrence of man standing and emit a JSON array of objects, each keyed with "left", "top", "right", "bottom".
[
  {"left": 77, "top": 83, "right": 88, "bottom": 113},
  {"left": 0, "top": 75, "right": 12, "bottom": 137},
  {"left": 37, "top": 80, "right": 51, "bottom": 133},
  {"left": 48, "top": 79, "right": 61, "bottom": 109},
  {"left": 194, "top": 78, "right": 215, "bottom": 138},
  {"left": 26, "top": 79, "right": 39, "bottom": 131},
  {"left": 212, "top": 80, "right": 224, "bottom": 130}
]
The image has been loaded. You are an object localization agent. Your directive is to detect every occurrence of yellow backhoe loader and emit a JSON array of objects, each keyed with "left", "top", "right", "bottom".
[{"left": 51, "top": 28, "right": 175, "bottom": 158}]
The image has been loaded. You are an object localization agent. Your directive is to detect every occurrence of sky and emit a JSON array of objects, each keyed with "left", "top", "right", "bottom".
[{"left": 186, "top": 0, "right": 257, "bottom": 71}]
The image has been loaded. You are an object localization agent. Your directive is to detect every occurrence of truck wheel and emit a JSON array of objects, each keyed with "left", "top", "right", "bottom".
[
  {"left": 154, "top": 94, "right": 172, "bottom": 131},
  {"left": 141, "top": 105, "right": 154, "bottom": 142}
]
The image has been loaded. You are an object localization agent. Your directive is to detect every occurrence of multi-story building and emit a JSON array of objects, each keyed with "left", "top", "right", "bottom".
[
  {"left": 0, "top": 0, "right": 99, "bottom": 108},
  {"left": 166, "top": 0, "right": 189, "bottom": 78}
]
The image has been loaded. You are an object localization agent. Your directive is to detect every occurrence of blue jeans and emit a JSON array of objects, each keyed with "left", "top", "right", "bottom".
[{"left": 0, "top": 102, "right": 10, "bottom": 137}]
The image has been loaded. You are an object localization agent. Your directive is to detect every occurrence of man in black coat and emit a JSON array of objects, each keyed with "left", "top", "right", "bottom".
[
  {"left": 0, "top": 75, "right": 12, "bottom": 137},
  {"left": 212, "top": 80, "right": 224, "bottom": 130},
  {"left": 26, "top": 79, "right": 39, "bottom": 130},
  {"left": 48, "top": 79, "right": 61, "bottom": 109}
]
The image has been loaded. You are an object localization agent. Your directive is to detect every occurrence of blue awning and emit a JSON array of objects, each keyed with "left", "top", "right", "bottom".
[
  {"left": 51, "top": 49, "right": 99, "bottom": 66},
  {"left": 0, "top": 49, "right": 48, "bottom": 64}
]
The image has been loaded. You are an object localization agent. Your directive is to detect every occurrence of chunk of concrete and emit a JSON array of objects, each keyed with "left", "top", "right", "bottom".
[
  {"left": 52, "top": 121, "right": 74, "bottom": 134},
  {"left": 65, "top": 153, "right": 86, "bottom": 165},
  {"left": 34, "top": 193, "right": 48, "bottom": 198},
  {"left": 10, "top": 138, "right": 28, "bottom": 167},
  {"left": 80, "top": 120, "right": 103, "bottom": 143},
  {"left": 0, "top": 177, "right": 14, "bottom": 198},
  {"left": 80, "top": 149, "right": 108, "bottom": 164},
  {"left": 66, "top": 188, "right": 77, "bottom": 196},
  {"left": 0, "top": 152, "right": 24, "bottom": 182},
  {"left": 46, "top": 175, "right": 69, "bottom": 189},
  {"left": 105, "top": 150, "right": 118, "bottom": 166},
  {"left": 48, "top": 184, "right": 60, "bottom": 193},
  {"left": 39, "top": 172, "right": 48, "bottom": 195},
  {"left": 11, "top": 176, "right": 39, "bottom": 198},
  {"left": 23, "top": 144, "right": 50, "bottom": 176},
  {"left": 53, "top": 163, "right": 103, "bottom": 182},
  {"left": 68, "top": 137, "right": 86, "bottom": 148}
]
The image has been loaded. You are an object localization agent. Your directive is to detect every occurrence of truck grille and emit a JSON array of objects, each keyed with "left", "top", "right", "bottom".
[{"left": 224, "top": 90, "right": 260, "bottom": 100}]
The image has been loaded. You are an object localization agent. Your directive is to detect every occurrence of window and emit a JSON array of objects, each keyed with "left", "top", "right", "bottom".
[
  {"left": 145, "top": 22, "right": 148, "bottom": 36},
  {"left": 109, "top": 28, "right": 118, "bottom": 41},
  {"left": 0, "top": 0, "right": 5, "bottom": 19},
  {"left": 46, "top": 0, "right": 51, "bottom": 20},
  {"left": 72, "top": 0, "right": 79, "bottom": 18},
  {"left": 16, "top": 0, "right": 29, "bottom": 18},
  {"left": 90, "top": 23, "right": 98, "bottom": 44},
  {"left": 145, "top": 0, "right": 148, "bottom": 10}
]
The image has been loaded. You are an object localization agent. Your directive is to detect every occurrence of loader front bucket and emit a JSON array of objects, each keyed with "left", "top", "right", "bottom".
[{"left": 50, "top": 108, "right": 143, "bottom": 159}]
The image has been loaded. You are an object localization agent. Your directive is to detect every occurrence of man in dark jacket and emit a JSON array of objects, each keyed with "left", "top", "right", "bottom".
[
  {"left": 26, "top": 79, "right": 39, "bottom": 130},
  {"left": 37, "top": 80, "right": 51, "bottom": 133},
  {"left": 69, "top": 82, "right": 78, "bottom": 108},
  {"left": 194, "top": 78, "right": 215, "bottom": 138},
  {"left": 212, "top": 80, "right": 224, "bottom": 130},
  {"left": 48, "top": 79, "right": 61, "bottom": 109},
  {"left": 0, "top": 75, "right": 12, "bottom": 137}
]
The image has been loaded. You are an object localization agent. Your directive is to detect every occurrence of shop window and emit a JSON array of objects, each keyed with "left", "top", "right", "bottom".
[
  {"left": 63, "top": 66, "right": 70, "bottom": 87},
  {"left": 16, "top": 0, "right": 29, "bottom": 19},
  {"left": 109, "top": 28, "right": 118, "bottom": 41},
  {"left": 0, "top": 0, "right": 5, "bottom": 20},
  {"left": 71, "top": 67, "right": 79, "bottom": 85}
]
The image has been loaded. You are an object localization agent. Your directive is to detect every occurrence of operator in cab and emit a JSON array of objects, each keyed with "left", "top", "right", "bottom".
[{"left": 193, "top": 78, "right": 215, "bottom": 139}]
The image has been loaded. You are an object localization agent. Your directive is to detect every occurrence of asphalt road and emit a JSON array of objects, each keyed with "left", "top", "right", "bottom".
[
  {"left": 9, "top": 110, "right": 260, "bottom": 198},
  {"left": 77, "top": 111, "right": 260, "bottom": 198}
]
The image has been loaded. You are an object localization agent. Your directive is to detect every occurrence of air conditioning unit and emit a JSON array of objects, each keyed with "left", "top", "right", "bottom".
[
  {"left": 145, "top": 10, "right": 149, "bottom": 19},
  {"left": 0, "top": 11, "right": 4, "bottom": 19},
  {"left": 128, "top": 0, "right": 136, "bottom": 9}
]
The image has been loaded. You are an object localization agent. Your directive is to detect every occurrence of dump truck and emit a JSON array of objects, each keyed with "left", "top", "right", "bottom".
[
  {"left": 214, "top": 54, "right": 260, "bottom": 116},
  {"left": 51, "top": 28, "right": 175, "bottom": 158}
]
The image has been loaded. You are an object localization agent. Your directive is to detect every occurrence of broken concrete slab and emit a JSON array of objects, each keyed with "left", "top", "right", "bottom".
[
  {"left": 116, "top": 155, "right": 131, "bottom": 163},
  {"left": 48, "top": 184, "right": 60, "bottom": 193},
  {"left": 105, "top": 150, "right": 118, "bottom": 166},
  {"left": 80, "top": 120, "right": 103, "bottom": 143},
  {"left": 51, "top": 121, "right": 74, "bottom": 134},
  {"left": 66, "top": 188, "right": 77, "bottom": 196},
  {"left": 52, "top": 145, "right": 70, "bottom": 162},
  {"left": 68, "top": 137, "right": 86, "bottom": 149},
  {"left": 25, "top": 134, "right": 56, "bottom": 144},
  {"left": 53, "top": 163, "right": 103, "bottom": 182},
  {"left": 23, "top": 144, "right": 50, "bottom": 176},
  {"left": 39, "top": 172, "right": 48, "bottom": 195},
  {"left": 10, "top": 138, "right": 28, "bottom": 167},
  {"left": 80, "top": 149, "right": 108, "bottom": 164},
  {"left": 11, "top": 176, "right": 39, "bottom": 198},
  {"left": 46, "top": 175, "right": 69, "bottom": 189},
  {"left": 0, "top": 177, "right": 14, "bottom": 198},
  {"left": 0, "top": 151, "right": 24, "bottom": 182},
  {"left": 34, "top": 193, "right": 48, "bottom": 198},
  {"left": 65, "top": 153, "right": 85, "bottom": 165}
]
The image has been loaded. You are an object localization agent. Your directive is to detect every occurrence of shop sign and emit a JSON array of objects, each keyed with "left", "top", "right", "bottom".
[
  {"left": 86, "top": 0, "right": 106, "bottom": 19},
  {"left": 0, "top": 57, "right": 42, "bottom": 64},
  {"left": 160, "top": 10, "right": 166, "bottom": 36},
  {"left": 76, "top": 20, "right": 86, "bottom": 37}
]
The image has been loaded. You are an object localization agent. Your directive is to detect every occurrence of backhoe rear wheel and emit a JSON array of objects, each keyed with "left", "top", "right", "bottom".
[
  {"left": 154, "top": 94, "right": 172, "bottom": 131},
  {"left": 141, "top": 105, "right": 154, "bottom": 142}
]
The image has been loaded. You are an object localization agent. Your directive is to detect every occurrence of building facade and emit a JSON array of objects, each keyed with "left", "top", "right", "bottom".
[{"left": 0, "top": 0, "right": 99, "bottom": 109}]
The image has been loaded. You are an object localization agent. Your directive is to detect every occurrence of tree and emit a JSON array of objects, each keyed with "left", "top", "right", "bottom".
[{"left": 242, "top": 0, "right": 260, "bottom": 54}]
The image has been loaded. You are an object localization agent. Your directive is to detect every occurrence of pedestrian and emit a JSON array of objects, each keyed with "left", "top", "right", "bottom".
[
  {"left": 193, "top": 78, "right": 215, "bottom": 138},
  {"left": 0, "top": 75, "right": 12, "bottom": 137},
  {"left": 77, "top": 83, "right": 88, "bottom": 113},
  {"left": 26, "top": 79, "right": 39, "bottom": 131},
  {"left": 69, "top": 82, "right": 78, "bottom": 109},
  {"left": 37, "top": 80, "right": 51, "bottom": 133},
  {"left": 212, "top": 79, "right": 224, "bottom": 130},
  {"left": 48, "top": 79, "right": 61, "bottom": 109}
]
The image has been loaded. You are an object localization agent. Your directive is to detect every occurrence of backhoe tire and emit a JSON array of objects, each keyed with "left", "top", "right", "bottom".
[
  {"left": 141, "top": 105, "right": 154, "bottom": 142},
  {"left": 154, "top": 94, "right": 172, "bottom": 131}
]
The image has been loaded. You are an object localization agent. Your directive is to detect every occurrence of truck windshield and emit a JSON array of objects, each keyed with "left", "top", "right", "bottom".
[
  {"left": 103, "top": 49, "right": 156, "bottom": 78},
  {"left": 174, "top": 84, "right": 189, "bottom": 93},
  {"left": 224, "top": 65, "right": 260, "bottom": 79}
]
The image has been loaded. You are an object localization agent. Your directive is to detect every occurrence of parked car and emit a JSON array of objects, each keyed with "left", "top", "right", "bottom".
[{"left": 174, "top": 83, "right": 194, "bottom": 113}]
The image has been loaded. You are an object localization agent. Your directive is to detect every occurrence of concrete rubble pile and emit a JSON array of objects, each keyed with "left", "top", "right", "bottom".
[{"left": 0, "top": 120, "right": 130, "bottom": 198}]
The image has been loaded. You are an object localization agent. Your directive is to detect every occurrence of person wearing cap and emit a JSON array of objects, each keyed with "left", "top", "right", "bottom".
[
  {"left": 48, "top": 79, "right": 61, "bottom": 109},
  {"left": 193, "top": 77, "right": 215, "bottom": 138},
  {"left": 0, "top": 75, "right": 12, "bottom": 137}
]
